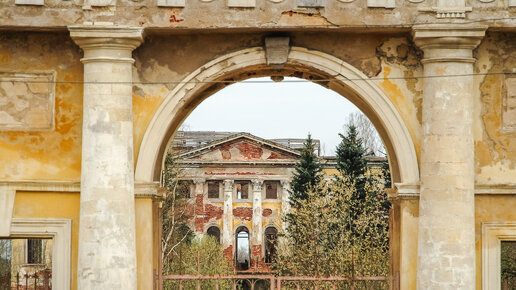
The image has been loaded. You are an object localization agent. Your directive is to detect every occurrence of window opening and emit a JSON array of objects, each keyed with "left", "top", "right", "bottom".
[
  {"left": 206, "top": 226, "right": 221, "bottom": 244},
  {"left": 0, "top": 238, "right": 52, "bottom": 289},
  {"left": 235, "top": 227, "right": 250, "bottom": 271},
  {"left": 27, "top": 239, "right": 44, "bottom": 264},
  {"left": 264, "top": 227, "right": 278, "bottom": 264},
  {"left": 207, "top": 181, "right": 220, "bottom": 199},
  {"left": 501, "top": 241, "right": 516, "bottom": 290},
  {"left": 265, "top": 181, "right": 279, "bottom": 199},
  {"left": 236, "top": 182, "right": 249, "bottom": 200}
]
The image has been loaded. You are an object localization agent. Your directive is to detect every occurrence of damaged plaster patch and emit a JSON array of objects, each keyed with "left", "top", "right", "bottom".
[
  {"left": 376, "top": 37, "right": 423, "bottom": 159},
  {"left": 475, "top": 32, "right": 516, "bottom": 181},
  {"left": 278, "top": 10, "right": 333, "bottom": 26},
  {"left": 0, "top": 72, "right": 55, "bottom": 131}
]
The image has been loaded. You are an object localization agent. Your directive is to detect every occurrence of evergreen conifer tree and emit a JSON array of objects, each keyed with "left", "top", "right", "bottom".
[
  {"left": 288, "top": 134, "right": 323, "bottom": 208},
  {"left": 336, "top": 125, "right": 367, "bottom": 180}
]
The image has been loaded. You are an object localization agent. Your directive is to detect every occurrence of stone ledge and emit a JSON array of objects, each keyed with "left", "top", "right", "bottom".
[
  {"left": 0, "top": 180, "right": 163, "bottom": 198},
  {"left": 390, "top": 183, "right": 516, "bottom": 197}
]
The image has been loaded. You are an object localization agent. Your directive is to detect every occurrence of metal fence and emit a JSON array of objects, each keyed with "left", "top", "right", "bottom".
[
  {"left": 11, "top": 270, "right": 52, "bottom": 290},
  {"left": 162, "top": 274, "right": 392, "bottom": 290}
]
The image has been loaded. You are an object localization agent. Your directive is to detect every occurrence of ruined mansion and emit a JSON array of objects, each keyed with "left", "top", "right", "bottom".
[
  {"left": 0, "top": 0, "right": 516, "bottom": 289},
  {"left": 169, "top": 131, "right": 385, "bottom": 272}
]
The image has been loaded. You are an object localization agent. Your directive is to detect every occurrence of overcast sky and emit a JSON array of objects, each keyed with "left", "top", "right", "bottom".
[{"left": 181, "top": 77, "right": 361, "bottom": 155}]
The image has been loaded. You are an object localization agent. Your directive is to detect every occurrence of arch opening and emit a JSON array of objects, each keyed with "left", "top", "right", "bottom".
[
  {"left": 206, "top": 226, "right": 221, "bottom": 244},
  {"left": 136, "top": 46, "right": 419, "bottom": 189},
  {"left": 235, "top": 226, "right": 250, "bottom": 271},
  {"left": 264, "top": 227, "right": 278, "bottom": 264}
]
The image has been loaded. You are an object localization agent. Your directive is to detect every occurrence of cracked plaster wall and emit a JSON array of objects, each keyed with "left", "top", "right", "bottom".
[
  {"left": 0, "top": 32, "right": 83, "bottom": 181},
  {"left": 474, "top": 31, "right": 516, "bottom": 185}
]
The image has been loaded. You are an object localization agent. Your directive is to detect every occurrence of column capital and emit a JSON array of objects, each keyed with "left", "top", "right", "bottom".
[
  {"left": 223, "top": 180, "right": 234, "bottom": 191},
  {"left": 68, "top": 26, "right": 144, "bottom": 64},
  {"left": 192, "top": 178, "right": 206, "bottom": 185},
  {"left": 412, "top": 24, "right": 486, "bottom": 64},
  {"left": 252, "top": 179, "right": 263, "bottom": 191}
]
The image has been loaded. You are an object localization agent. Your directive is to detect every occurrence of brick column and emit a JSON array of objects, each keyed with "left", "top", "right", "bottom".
[
  {"left": 222, "top": 180, "right": 234, "bottom": 257},
  {"left": 251, "top": 179, "right": 263, "bottom": 265},
  {"left": 413, "top": 24, "right": 485, "bottom": 289},
  {"left": 69, "top": 26, "right": 143, "bottom": 289}
]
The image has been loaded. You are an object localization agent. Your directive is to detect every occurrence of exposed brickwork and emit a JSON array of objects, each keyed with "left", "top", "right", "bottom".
[
  {"left": 195, "top": 194, "right": 204, "bottom": 215},
  {"left": 194, "top": 217, "right": 204, "bottom": 232},
  {"left": 223, "top": 245, "right": 233, "bottom": 261},
  {"left": 262, "top": 208, "right": 272, "bottom": 217},
  {"left": 251, "top": 244, "right": 262, "bottom": 258},
  {"left": 236, "top": 142, "right": 263, "bottom": 159},
  {"left": 233, "top": 207, "right": 253, "bottom": 221},
  {"left": 204, "top": 204, "right": 223, "bottom": 222}
]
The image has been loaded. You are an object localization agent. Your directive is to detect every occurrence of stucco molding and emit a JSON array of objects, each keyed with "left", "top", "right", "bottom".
[
  {"left": 135, "top": 47, "right": 420, "bottom": 187},
  {"left": 482, "top": 222, "right": 516, "bottom": 290},
  {"left": 0, "top": 180, "right": 162, "bottom": 198},
  {"left": 0, "top": 185, "right": 16, "bottom": 236},
  {"left": 9, "top": 218, "right": 72, "bottom": 290}
]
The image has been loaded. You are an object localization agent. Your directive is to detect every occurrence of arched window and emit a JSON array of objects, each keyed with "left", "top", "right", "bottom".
[
  {"left": 264, "top": 227, "right": 278, "bottom": 264},
  {"left": 206, "top": 226, "right": 220, "bottom": 244},
  {"left": 235, "top": 226, "right": 250, "bottom": 270}
]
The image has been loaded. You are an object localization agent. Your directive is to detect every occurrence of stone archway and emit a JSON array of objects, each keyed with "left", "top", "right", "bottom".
[{"left": 135, "top": 46, "right": 419, "bottom": 187}]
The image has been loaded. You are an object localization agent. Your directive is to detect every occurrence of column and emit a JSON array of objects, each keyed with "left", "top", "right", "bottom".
[
  {"left": 193, "top": 179, "right": 205, "bottom": 235},
  {"left": 251, "top": 179, "right": 263, "bottom": 265},
  {"left": 280, "top": 180, "right": 290, "bottom": 231},
  {"left": 69, "top": 26, "right": 143, "bottom": 289},
  {"left": 413, "top": 24, "right": 485, "bottom": 289},
  {"left": 222, "top": 180, "right": 234, "bottom": 254}
]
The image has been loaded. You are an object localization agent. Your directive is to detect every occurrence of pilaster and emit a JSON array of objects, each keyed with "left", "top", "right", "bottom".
[
  {"left": 280, "top": 180, "right": 290, "bottom": 231},
  {"left": 222, "top": 180, "right": 234, "bottom": 251},
  {"left": 413, "top": 24, "right": 485, "bottom": 290},
  {"left": 69, "top": 26, "right": 143, "bottom": 290},
  {"left": 251, "top": 180, "right": 263, "bottom": 242}
]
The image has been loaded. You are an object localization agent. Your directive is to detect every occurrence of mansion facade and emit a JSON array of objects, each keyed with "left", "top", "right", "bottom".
[{"left": 170, "top": 131, "right": 384, "bottom": 271}]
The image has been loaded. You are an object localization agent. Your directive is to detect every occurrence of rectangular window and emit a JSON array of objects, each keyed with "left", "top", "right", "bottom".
[
  {"left": 27, "top": 239, "right": 43, "bottom": 264},
  {"left": 501, "top": 241, "right": 516, "bottom": 289},
  {"left": 207, "top": 181, "right": 220, "bottom": 199},
  {"left": 236, "top": 182, "right": 249, "bottom": 199},
  {"left": 265, "top": 181, "right": 279, "bottom": 199},
  {"left": 0, "top": 238, "right": 52, "bottom": 289}
]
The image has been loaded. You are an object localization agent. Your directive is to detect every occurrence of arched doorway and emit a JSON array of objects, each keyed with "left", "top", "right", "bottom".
[
  {"left": 137, "top": 45, "right": 421, "bottom": 287},
  {"left": 235, "top": 226, "right": 250, "bottom": 271},
  {"left": 264, "top": 227, "right": 278, "bottom": 264}
]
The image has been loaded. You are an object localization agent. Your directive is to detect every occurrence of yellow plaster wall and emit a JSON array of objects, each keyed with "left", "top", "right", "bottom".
[
  {"left": 12, "top": 192, "right": 157, "bottom": 290},
  {"left": 395, "top": 195, "right": 516, "bottom": 290},
  {"left": 0, "top": 33, "right": 83, "bottom": 181},
  {"left": 474, "top": 32, "right": 516, "bottom": 184},
  {"left": 474, "top": 195, "right": 516, "bottom": 290},
  {"left": 135, "top": 198, "right": 155, "bottom": 290},
  {"left": 12, "top": 192, "right": 80, "bottom": 290},
  {"left": 398, "top": 198, "right": 419, "bottom": 290}
]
